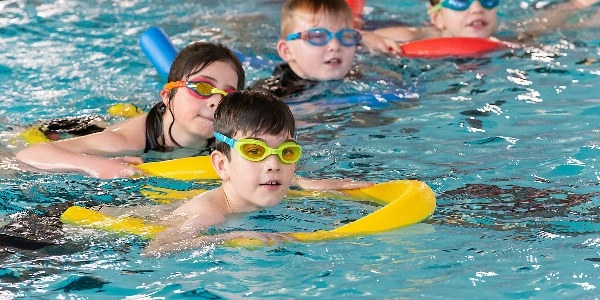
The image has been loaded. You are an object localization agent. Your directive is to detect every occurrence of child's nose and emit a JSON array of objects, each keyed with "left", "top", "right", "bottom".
[
  {"left": 468, "top": 0, "right": 485, "bottom": 12},
  {"left": 327, "top": 36, "right": 342, "bottom": 51},
  {"left": 265, "top": 154, "right": 282, "bottom": 172},
  {"left": 206, "top": 94, "right": 224, "bottom": 111}
]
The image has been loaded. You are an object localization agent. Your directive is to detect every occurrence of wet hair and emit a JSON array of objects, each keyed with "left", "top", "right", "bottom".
[
  {"left": 144, "top": 42, "right": 245, "bottom": 153},
  {"left": 214, "top": 90, "right": 296, "bottom": 158},
  {"left": 430, "top": 0, "right": 440, "bottom": 5},
  {"left": 280, "top": 0, "right": 353, "bottom": 37},
  {"left": 38, "top": 116, "right": 104, "bottom": 139}
]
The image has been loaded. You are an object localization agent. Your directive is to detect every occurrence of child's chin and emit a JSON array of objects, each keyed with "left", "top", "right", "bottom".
[{"left": 312, "top": 73, "right": 347, "bottom": 81}]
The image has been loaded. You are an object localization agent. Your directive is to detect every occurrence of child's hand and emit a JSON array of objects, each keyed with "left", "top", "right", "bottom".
[
  {"left": 86, "top": 156, "right": 144, "bottom": 179},
  {"left": 360, "top": 30, "right": 402, "bottom": 54},
  {"left": 293, "top": 176, "right": 374, "bottom": 191},
  {"left": 573, "top": 0, "right": 599, "bottom": 9}
]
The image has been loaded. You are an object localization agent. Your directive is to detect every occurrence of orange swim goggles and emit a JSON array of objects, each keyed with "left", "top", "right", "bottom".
[
  {"left": 214, "top": 132, "right": 302, "bottom": 164},
  {"left": 163, "top": 80, "right": 236, "bottom": 99}
]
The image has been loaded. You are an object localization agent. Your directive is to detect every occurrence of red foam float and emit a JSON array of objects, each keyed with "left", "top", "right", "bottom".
[{"left": 400, "top": 37, "right": 506, "bottom": 58}]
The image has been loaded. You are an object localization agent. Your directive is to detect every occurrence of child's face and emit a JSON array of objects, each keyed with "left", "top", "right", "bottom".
[
  {"left": 431, "top": 0, "right": 497, "bottom": 38},
  {"left": 164, "top": 61, "right": 239, "bottom": 145},
  {"left": 224, "top": 131, "right": 297, "bottom": 211},
  {"left": 278, "top": 11, "right": 356, "bottom": 81}
]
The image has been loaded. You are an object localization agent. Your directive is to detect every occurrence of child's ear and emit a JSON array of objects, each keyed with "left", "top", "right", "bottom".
[
  {"left": 211, "top": 150, "right": 230, "bottom": 181},
  {"left": 160, "top": 89, "right": 170, "bottom": 107},
  {"left": 277, "top": 40, "right": 295, "bottom": 63},
  {"left": 429, "top": 11, "right": 445, "bottom": 31}
]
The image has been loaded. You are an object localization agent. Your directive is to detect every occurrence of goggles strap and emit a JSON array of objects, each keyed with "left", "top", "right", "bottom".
[{"left": 214, "top": 132, "right": 236, "bottom": 148}]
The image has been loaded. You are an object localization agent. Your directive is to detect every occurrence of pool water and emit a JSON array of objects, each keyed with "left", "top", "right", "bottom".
[{"left": 1, "top": 0, "right": 600, "bottom": 298}]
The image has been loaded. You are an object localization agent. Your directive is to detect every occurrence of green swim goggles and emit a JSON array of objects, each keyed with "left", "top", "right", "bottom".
[
  {"left": 429, "top": 0, "right": 500, "bottom": 13},
  {"left": 214, "top": 132, "right": 302, "bottom": 164}
]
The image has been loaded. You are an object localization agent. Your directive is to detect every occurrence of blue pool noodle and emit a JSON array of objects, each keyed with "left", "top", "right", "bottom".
[
  {"left": 140, "top": 27, "right": 250, "bottom": 81},
  {"left": 140, "top": 27, "right": 178, "bottom": 81}
]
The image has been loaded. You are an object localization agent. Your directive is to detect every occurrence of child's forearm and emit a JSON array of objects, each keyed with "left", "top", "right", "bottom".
[
  {"left": 293, "top": 175, "right": 373, "bottom": 190},
  {"left": 523, "top": 0, "right": 598, "bottom": 35},
  {"left": 15, "top": 142, "right": 141, "bottom": 178},
  {"left": 17, "top": 142, "right": 99, "bottom": 173},
  {"left": 144, "top": 234, "right": 219, "bottom": 257}
]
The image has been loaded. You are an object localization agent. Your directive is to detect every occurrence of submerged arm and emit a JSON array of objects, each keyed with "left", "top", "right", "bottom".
[
  {"left": 517, "top": 0, "right": 599, "bottom": 39},
  {"left": 292, "top": 176, "right": 373, "bottom": 191},
  {"left": 143, "top": 230, "right": 294, "bottom": 257}
]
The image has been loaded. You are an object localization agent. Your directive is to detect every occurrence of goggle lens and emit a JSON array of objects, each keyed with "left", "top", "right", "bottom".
[
  {"left": 339, "top": 30, "right": 362, "bottom": 46},
  {"left": 305, "top": 30, "right": 329, "bottom": 45},
  {"left": 240, "top": 143, "right": 267, "bottom": 160},
  {"left": 188, "top": 81, "right": 236, "bottom": 99}
]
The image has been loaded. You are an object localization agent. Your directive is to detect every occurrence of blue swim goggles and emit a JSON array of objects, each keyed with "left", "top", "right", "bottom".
[
  {"left": 429, "top": 0, "right": 500, "bottom": 13},
  {"left": 285, "top": 28, "right": 362, "bottom": 47}
]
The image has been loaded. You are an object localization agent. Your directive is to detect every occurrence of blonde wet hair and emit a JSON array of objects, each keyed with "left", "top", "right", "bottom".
[{"left": 280, "top": 0, "right": 354, "bottom": 37}]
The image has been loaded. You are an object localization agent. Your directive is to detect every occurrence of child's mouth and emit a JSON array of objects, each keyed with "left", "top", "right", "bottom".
[
  {"left": 196, "top": 112, "right": 214, "bottom": 121},
  {"left": 260, "top": 180, "right": 281, "bottom": 190},
  {"left": 325, "top": 58, "right": 342, "bottom": 65},
  {"left": 260, "top": 180, "right": 281, "bottom": 186},
  {"left": 468, "top": 20, "right": 488, "bottom": 28}
]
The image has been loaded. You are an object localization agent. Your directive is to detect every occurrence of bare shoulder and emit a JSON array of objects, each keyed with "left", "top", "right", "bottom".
[
  {"left": 172, "top": 189, "right": 225, "bottom": 222},
  {"left": 104, "top": 114, "right": 148, "bottom": 147}
]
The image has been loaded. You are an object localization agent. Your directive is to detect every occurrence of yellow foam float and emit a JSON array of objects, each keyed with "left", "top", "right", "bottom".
[{"left": 61, "top": 180, "right": 436, "bottom": 247}]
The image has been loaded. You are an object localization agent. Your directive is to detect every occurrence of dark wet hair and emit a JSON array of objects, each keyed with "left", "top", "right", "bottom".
[
  {"left": 144, "top": 42, "right": 245, "bottom": 153},
  {"left": 214, "top": 90, "right": 296, "bottom": 158}
]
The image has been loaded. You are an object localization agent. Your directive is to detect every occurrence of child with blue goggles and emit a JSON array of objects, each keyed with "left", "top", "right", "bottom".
[
  {"left": 360, "top": 0, "right": 599, "bottom": 54},
  {"left": 252, "top": 0, "right": 362, "bottom": 98}
]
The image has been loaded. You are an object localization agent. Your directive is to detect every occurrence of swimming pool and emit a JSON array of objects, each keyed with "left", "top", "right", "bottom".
[{"left": 1, "top": 0, "right": 599, "bottom": 298}]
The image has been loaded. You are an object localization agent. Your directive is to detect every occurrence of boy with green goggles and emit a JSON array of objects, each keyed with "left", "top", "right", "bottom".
[{"left": 143, "top": 90, "right": 372, "bottom": 255}]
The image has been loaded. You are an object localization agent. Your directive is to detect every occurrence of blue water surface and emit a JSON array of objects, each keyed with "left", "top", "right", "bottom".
[{"left": 1, "top": 0, "right": 600, "bottom": 298}]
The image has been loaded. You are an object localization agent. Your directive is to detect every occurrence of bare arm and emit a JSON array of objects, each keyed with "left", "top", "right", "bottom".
[
  {"left": 359, "top": 30, "right": 402, "bottom": 53},
  {"left": 292, "top": 176, "right": 373, "bottom": 190},
  {"left": 143, "top": 230, "right": 293, "bottom": 257},
  {"left": 517, "top": 0, "right": 599, "bottom": 39},
  {"left": 373, "top": 25, "right": 434, "bottom": 42},
  {"left": 361, "top": 25, "right": 439, "bottom": 53},
  {"left": 15, "top": 115, "right": 146, "bottom": 179}
]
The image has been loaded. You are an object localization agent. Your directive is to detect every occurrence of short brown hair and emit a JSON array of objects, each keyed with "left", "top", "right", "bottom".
[
  {"left": 280, "top": 0, "right": 353, "bottom": 37},
  {"left": 214, "top": 90, "right": 296, "bottom": 157}
]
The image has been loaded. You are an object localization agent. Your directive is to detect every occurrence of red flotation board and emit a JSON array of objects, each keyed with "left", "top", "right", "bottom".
[{"left": 400, "top": 37, "right": 506, "bottom": 58}]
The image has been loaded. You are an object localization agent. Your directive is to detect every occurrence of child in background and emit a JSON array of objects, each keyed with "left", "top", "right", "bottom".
[
  {"left": 16, "top": 42, "right": 245, "bottom": 179},
  {"left": 128, "top": 90, "right": 311, "bottom": 255},
  {"left": 361, "top": 0, "right": 600, "bottom": 54},
  {"left": 252, "top": 0, "right": 363, "bottom": 98}
]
